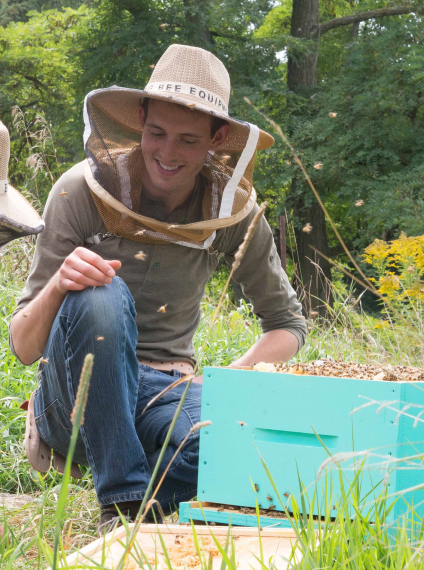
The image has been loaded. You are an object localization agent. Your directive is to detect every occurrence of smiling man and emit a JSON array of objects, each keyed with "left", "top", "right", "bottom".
[{"left": 9, "top": 44, "right": 306, "bottom": 535}]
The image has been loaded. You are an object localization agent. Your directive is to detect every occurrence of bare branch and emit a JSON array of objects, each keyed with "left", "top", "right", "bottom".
[{"left": 318, "top": 6, "right": 423, "bottom": 36}]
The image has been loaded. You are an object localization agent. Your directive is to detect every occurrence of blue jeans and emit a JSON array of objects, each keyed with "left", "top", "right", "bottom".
[{"left": 33, "top": 276, "right": 201, "bottom": 509}]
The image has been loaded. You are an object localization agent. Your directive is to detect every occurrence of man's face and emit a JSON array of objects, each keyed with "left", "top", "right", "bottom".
[{"left": 140, "top": 99, "right": 229, "bottom": 197}]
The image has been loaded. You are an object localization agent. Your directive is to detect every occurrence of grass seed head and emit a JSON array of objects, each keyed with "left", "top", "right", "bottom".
[
  {"left": 190, "top": 420, "right": 212, "bottom": 433},
  {"left": 71, "top": 353, "right": 94, "bottom": 426},
  {"left": 233, "top": 202, "right": 267, "bottom": 271}
]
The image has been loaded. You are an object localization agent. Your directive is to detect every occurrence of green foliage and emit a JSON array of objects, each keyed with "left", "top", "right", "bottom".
[{"left": 0, "top": 6, "right": 91, "bottom": 200}]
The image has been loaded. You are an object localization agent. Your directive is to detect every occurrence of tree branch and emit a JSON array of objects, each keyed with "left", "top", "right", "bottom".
[{"left": 318, "top": 6, "right": 423, "bottom": 36}]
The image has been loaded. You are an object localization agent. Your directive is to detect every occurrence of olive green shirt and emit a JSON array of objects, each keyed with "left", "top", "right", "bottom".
[{"left": 10, "top": 161, "right": 307, "bottom": 366}]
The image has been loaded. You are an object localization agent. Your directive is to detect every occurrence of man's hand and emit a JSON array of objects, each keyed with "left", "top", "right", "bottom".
[{"left": 53, "top": 247, "right": 122, "bottom": 294}]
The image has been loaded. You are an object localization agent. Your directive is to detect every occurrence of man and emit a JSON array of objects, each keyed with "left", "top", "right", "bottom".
[{"left": 9, "top": 44, "right": 307, "bottom": 534}]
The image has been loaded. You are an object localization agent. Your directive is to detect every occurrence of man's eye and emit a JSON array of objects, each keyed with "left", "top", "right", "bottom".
[
  {"left": 151, "top": 131, "right": 164, "bottom": 137},
  {"left": 183, "top": 140, "right": 196, "bottom": 145}
]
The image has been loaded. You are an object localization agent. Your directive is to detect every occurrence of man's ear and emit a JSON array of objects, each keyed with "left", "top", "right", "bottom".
[
  {"left": 139, "top": 106, "right": 146, "bottom": 128},
  {"left": 210, "top": 124, "right": 231, "bottom": 150}
]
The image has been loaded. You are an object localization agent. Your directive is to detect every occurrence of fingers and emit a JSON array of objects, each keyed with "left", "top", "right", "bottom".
[
  {"left": 67, "top": 257, "right": 113, "bottom": 284},
  {"left": 75, "top": 247, "right": 117, "bottom": 278},
  {"left": 57, "top": 248, "right": 121, "bottom": 292},
  {"left": 106, "top": 259, "right": 122, "bottom": 270}
]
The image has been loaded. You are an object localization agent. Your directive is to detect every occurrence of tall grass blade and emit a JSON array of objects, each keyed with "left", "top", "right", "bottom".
[{"left": 52, "top": 353, "right": 94, "bottom": 570}]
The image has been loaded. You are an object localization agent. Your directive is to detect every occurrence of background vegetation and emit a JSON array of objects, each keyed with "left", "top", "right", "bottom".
[{"left": 1, "top": 0, "right": 424, "bottom": 314}]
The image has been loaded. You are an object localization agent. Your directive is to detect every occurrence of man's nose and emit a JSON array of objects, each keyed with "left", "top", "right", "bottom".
[{"left": 159, "top": 138, "right": 180, "bottom": 163}]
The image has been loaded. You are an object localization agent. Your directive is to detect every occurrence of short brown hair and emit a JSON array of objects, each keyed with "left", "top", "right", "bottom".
[{"left": 141, "top": 97, "right": 228, "bottom": 138}]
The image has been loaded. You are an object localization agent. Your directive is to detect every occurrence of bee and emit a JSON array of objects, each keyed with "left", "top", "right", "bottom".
[
  {"left": 134, "top": 230, "right": 145, "bottom": 237},
  {"left": 254, "top": 484, "right": 259, "bottom": 492},
  {"left": 149, "top": 65, "right": 155, "bottom": 69},
  {"left": 302, "top": 223, "right": 313, "bottom": 234},
  {"left": 355, "top": 199, "right": 364, "bottom": 207},
  {"left": 283, "top": 493, "right": 290, "bottom": 498},
  {"left": 328, "top": 112, "right": 337, "bottom": 118},
  {"left": 157, "top": 304, "right": 168, "bottom": 313},
  {"left": 96, "top": 336, "right": 105, "bottom": 341},
  {"left": 134, "top": 251, "right": 147, "bottom": 260},
  {"left": 22, "top": 313, "right": 29, "bottom": 318},
  {"left": 313, "top": 162, "right": 323, "bottom": 170},
  {"left": 41, "top": 358, "right": 49, "bottom": 364},
  {"left": 237, "top": 420, "right": 248, "bottom": 427},
  {"left": 59, "top": 191, "right": 67, "bottom": 196},
  {"left": 266, "top": 495, "right": 273, "bottom": 502},
  {"left": 268, "top": 505, "right": 276, "bottom": 510}
]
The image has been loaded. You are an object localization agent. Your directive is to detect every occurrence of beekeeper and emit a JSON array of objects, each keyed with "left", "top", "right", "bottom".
[{"left": 9, "top": 44, "right": 307, "bottom": 534}]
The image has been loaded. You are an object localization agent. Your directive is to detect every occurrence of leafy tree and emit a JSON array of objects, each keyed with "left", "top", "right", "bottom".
[
  {"left": 256, "top": 0, "right": 424, "bottom": 316},
  {"left": 0, "top": 6, "right": 91, "bottom": 199}
]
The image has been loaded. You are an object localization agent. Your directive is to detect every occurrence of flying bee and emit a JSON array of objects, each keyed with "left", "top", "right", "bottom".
[
  {"left": 96, "top": 336, "right": 105, "bottom": 341},
  {"left": 157, "top": 304, "right": 168, "bottom": 313},
  {"left": 134, "top": 251, "right": 147, "bottom": 260},
  {"left": 59, "top": 191, "right": 67, "bottom": 196},
  {"left": 41, "top": 358, "right": 49, "bottom": 364}
]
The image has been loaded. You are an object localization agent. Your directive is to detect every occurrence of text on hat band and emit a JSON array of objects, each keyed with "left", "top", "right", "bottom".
[{"left": 144, "top": 82, "right": 228, "bottom": 114}]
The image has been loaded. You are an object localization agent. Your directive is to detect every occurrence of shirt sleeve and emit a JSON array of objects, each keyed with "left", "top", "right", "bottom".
[
  {"left": 8, "top": 161, "right": 101, "bottom": 355},
  {"left": 221, "top": 203, "right": 307, "bottom": 352}
]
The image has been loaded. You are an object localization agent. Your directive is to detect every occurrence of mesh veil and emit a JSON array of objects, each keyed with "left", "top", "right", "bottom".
[{"left": 83, "top": 89, "right": 259, "bottom": 248}]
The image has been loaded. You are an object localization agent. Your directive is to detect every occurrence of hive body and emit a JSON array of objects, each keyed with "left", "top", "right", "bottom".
[{"left": 197, "top": 367, "right": 424, "bottom": 522}]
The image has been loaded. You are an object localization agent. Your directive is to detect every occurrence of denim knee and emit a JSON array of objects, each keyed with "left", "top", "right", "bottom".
[{"left": 62, "top": 276, "right": 136, "bottom": 334}]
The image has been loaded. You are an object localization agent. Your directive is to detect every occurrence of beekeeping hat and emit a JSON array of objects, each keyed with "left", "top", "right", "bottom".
[
  {"left": 83, "top": 44, "right": 274, "bottom": 248},
  {"left": 0, "top": 121, "right": 44, "bottom": 249}
]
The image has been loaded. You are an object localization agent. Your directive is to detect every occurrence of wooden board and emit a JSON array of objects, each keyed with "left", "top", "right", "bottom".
[
  {"left": 199, "top": 367, "right": 424, "bottom": 522},
  {"left": 179, "top": 501, "right": 294, "bottom": 528},
  {"left": 64, "top": 523, "right": 299, "bottom": 570}
]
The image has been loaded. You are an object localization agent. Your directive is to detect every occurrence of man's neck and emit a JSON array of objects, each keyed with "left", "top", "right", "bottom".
[{"left": 141, "top": 172, "right": 197, "bottom": 217}]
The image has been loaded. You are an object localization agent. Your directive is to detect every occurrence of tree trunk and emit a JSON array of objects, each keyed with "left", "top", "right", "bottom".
[
  {"left": 287, "top": 0, "right": 333, "bottom": 318},
  {"left": 287, "top": 0, "right": 320, "bottom": 92},
  {"left": 292, "top": 199, "right": 333, "bottom": 317}
]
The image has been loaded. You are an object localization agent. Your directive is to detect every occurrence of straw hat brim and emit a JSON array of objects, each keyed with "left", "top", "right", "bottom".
[
  {"left": 0, "top": 184, "right": 44, "bottom": 246},
  {"left": 87, "top": 87, "right": 275, "bottom": 152}
]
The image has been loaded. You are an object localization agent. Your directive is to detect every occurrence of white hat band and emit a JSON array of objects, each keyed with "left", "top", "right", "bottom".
[
  {"left": 144, "top": 81, "right": 229, "bottom": 114},
  {"left": 0, "top": 180, "right": 7, "bottom": 195}
]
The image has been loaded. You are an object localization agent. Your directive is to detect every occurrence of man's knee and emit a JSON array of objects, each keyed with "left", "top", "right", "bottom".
[{"left": 63, "top": 276, "right": 135, "bottom": 332}]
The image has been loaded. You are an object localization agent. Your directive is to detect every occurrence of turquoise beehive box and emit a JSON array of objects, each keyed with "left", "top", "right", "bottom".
[{"left": 197, "top": 367, "right": 424, "bottom": 521}]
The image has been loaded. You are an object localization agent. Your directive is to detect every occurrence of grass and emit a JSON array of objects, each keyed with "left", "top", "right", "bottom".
[{"left": 1, "top": 238, "right": 424, "bottom": 568}]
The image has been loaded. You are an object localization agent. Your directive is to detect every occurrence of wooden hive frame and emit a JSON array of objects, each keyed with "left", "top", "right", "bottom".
[{"left": 64, "top": 523, "right": 299, "bottom": 569}]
